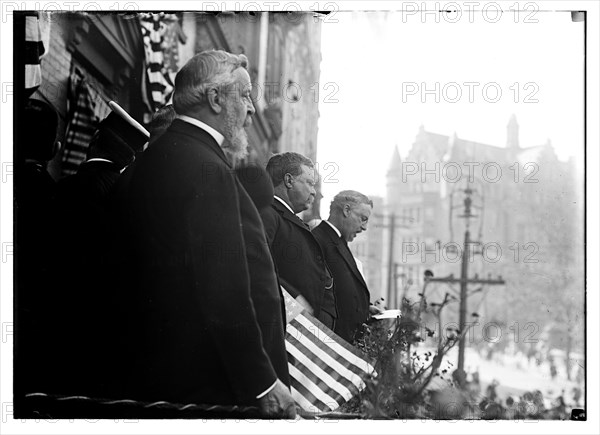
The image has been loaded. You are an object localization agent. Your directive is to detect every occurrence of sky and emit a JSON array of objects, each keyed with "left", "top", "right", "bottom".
[{"left": 316, "top": 9, "right": 585, "bottom": 213}]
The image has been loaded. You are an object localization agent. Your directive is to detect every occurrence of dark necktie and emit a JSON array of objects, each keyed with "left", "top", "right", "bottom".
[
  {"left": 295, "top": 214, "right": 310, "bottom": 230},
  {"left": 340, "top": 236, "right": 352, "bottom": 255}
]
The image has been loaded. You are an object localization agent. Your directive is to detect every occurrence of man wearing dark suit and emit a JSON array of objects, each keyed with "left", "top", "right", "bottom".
[
  {"left": 312, "top": 191, "right": 374, "bottom": 343},
  {"left": 55, "top": 107, "right": 146, "bottom": 245},
  {"left": 14, "top": 98, "right": 61, "bottom": 398},
  {"left": 49, "top": 108, "right": 149, "bottom": 395},
  {"left": 234, "top": 164, "right": 290, "bottom": 390},
  {"left": 261, "top": 152, "right": 337, "bottom": 330},
  {"left": 108, "top": 51, "right": 294, "bottom": 417}
]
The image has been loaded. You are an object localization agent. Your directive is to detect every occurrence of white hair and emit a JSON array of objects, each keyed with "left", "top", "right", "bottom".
[{"left": 173, "top": 50, "right": 249, "bottom": 115}]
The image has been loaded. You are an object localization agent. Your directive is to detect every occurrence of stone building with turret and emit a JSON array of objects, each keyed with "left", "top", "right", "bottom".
[{"left": 383, "top": 115, "right": 582, "bottom": 328}]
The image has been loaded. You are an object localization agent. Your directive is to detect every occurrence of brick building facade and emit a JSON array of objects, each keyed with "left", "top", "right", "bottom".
[{"left": 19, "top": 11, "right": 322, "bottom": 215}]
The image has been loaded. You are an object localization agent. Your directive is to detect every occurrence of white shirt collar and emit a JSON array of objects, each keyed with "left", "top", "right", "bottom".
[
  {"left": 323, "top": 219, "right": 342, "bottom": 238},
  {"left": 84, "top": 158, "right": 129, "bottom": 173},
  {"left": 177, "top": 114, "right": 225, "bottom": 146},
  {"left": 85, "top": 158, "right": 114, "bottom": 164},
  {"left": 274, "top": 195, "right": 295, "bottom": 214}
]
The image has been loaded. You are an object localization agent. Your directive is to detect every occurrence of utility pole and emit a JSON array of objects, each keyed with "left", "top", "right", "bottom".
[
  {"left": 457, "top": 189, "right": 474, "bottom": 380},
  {"left": 382, "top": 213, "right": 412, "bottom": 308},
  {"left": 458, "top": 226, "right": 470, "bottom": 377},
  {"left": 424, "top": 186, "right": 505, "bottom": 387},
  {"left": 395, "top": 262, "right": 411, "bottom": 306},
  {"left": 373, "top": 212, "right": 410, "bottom": 309},
  {"left": 386, "top": 212, "right": 395, "bottom": 307}
]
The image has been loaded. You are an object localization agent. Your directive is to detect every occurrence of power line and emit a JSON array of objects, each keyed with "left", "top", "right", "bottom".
[{"left": 426, "top": 184, "right": 505, "bottom": 388}]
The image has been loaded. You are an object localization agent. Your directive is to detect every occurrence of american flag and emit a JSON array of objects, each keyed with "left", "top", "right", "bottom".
[{"left": 282, "top": 288, "right": 376, "bottom": 413}]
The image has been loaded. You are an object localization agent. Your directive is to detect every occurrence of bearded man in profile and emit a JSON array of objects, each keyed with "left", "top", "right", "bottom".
[{"left": 112, "top": 50, "right": 295, "bottom": 418}]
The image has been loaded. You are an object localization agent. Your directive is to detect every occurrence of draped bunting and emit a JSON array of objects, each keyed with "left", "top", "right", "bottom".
[
  {"left": 139, "top": 13, "right": 184, "bottom": 122},
  {"left": 24, "top": 12, "right": 44, "bottom": 97},
  {"left": 61, "top": 68, "right": 110, "bottom": 176}
]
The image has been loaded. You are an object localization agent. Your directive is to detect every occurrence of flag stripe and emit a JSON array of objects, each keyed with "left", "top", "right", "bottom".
[
  {"left": 287, "top": 364, "right": 336, "bottom": 411},
  {"left": 24, "top": 41, "right": 44, "bottom": 65},
  {"left": 286, "top": 332, "right": 356, "bottom": 401},
  {"left": 25, "top": 64, "right": 42, "bottom": 89},
  {"left": 289, "top": 318, "right": 367, "bottom": 378},
  {"left": 295, "top": 314, "right": 376, "bottom": 374},
  {"left": 286, "top": 341, "right": 347, "bottom": 405},
  {"left": 289, "top": 372, "right": 332, "bottom": 413},
  {"left": 25, "top": 15, "right": 43, "bottom": 44},
  {"left": 290, "top": 381, "right": 324, "bottom": 412},
  {"left": 287, "top": 321, "right": 366, "bottom": 392},
  {"left": 281, "top": 287, "right": 375, "bottom": 413},
  {"left": 287, "top": 331, "right": 358, "bottom": 394},
  {"left": 289, "top": 386, "right": 316, "bottom": 413}
]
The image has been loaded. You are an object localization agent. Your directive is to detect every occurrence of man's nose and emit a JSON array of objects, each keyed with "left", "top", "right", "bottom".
[{"left": 247, "top": 99, "right": 256, "bottom": 117}]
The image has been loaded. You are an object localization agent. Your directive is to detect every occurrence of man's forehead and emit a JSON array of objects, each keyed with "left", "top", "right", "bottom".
[
  {"left": 232, "top": 68, "right": 252, "bottom": 87},
  {"left": 300, "top": 165, "right": 314, "bottom": 177}
]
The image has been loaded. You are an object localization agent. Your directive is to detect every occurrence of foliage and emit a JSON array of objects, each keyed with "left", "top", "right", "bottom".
[{"left": 342, "top": 293, "right": 468, "bottom": 418}]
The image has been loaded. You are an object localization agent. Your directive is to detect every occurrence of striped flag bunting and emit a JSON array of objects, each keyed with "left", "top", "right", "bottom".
[
  {"left": 139, "top": 13, "right": 178, "bottom": 121},
  {"left": 24, "top": 12, "right": 44, "bottom": 97},
  {"left": 282, "top": 288, "right": 376, "bottom": 413},
  {"left": 61, "top": 67, "right": 110, "bottom": 176},
  {"left": 62, "top": 76, "right": 97, "bottom": 175}
]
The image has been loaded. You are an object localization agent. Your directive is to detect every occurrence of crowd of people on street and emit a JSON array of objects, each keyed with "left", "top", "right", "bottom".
[
  {"left": 475, "top": 381, "right": 582, "bottom": 420},
  {"left": 476, "top": 338, "right": 584, "bottom": 384},
  {"left": 430, "top": 372, "right": 583, "bottom": 420}
]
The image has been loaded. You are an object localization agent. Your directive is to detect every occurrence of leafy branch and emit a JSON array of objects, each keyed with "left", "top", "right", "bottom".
[{"left": 347, "top": 287, "right": 478, "bottom": 418}]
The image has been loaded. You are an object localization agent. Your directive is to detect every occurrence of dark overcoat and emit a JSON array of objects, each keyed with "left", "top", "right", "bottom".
[
  {"left": 111, "top": 119, "right": 286, "bottom": 405},
  {"left": 312, "top": 221, "right": 370, "bottom": 343},
  {"left": 260, "top": 200, "right": 335, "bottom": 321}
]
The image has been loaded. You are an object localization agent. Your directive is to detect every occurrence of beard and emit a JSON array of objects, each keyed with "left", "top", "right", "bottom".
[{"left": 222, "top": 104, "right": 249, "bottom": 161}]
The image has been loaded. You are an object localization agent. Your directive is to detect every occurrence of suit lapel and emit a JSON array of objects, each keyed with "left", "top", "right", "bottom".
[
  {"left": 338, "top": 242, "right": 368, "bottom": 290},
  {"left": 272, "top": 199, "right": 310, "bottom": 232},
  {"left": 320, "top": 222, "right": 368, "bottom": 290}
]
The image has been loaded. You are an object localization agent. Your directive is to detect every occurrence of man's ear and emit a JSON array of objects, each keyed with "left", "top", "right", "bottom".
[
  {"left": 283, "top": 173, "right": 294, "bottom": 189},
  {"left": 206, "top": 88, "right": 223, "bottom": 114},
  {"left": 343, "top": 204, "right": 351, "bottom": 217},
  {"left": 52, "top": 140, "right": 62, "bottom": 159}
]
